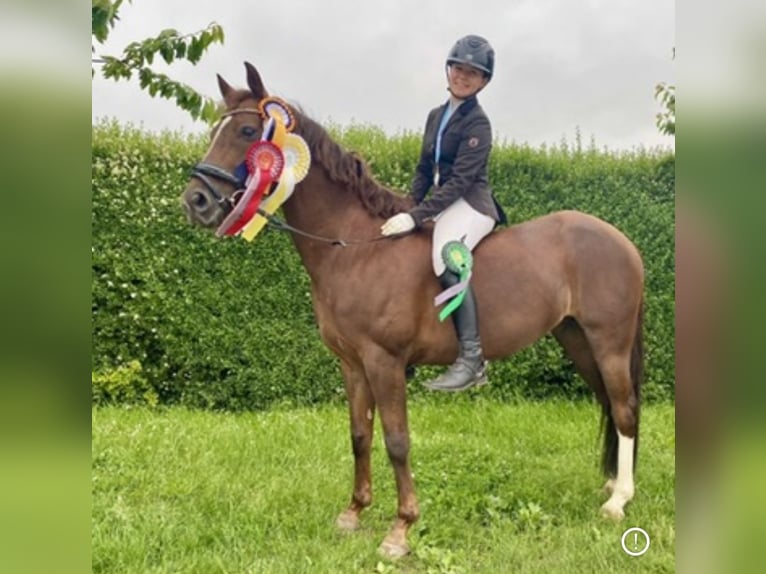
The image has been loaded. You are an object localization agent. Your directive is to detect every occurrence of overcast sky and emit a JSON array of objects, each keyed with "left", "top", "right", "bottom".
[{"left": 91, "top": 0, "right": 675, "bottom": 151}]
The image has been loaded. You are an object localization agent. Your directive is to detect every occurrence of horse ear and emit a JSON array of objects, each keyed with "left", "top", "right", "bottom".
[
  {"left": 217, "top": 74, "right": 238, "bottom": 108},
  {"left": 244, "top": 62, "right": 268, "bottom": 100}
]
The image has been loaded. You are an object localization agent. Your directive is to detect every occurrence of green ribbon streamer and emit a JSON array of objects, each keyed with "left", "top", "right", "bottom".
[{"left": 437, "top": 241, "right": 473, "bottom": 322}]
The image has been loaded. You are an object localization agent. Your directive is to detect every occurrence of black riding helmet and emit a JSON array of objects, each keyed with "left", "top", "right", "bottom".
[{"left": 446, "top": 35, "right": 495, "bottom": 81}]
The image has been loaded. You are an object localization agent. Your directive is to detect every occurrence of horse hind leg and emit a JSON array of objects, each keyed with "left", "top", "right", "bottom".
[
  {"left": 590, "top": 338, "right": 641, "bottom": 522},
  {"left": 336, "top": 361, "right": 376, "bottom": 532},
  {"left": 553, "top": 321, "right": 614, "bottom": 487},
  {"left": 552, "top": 318, "right": 607, "bottom": 404},
  {"left": 553, "top": 318, "right": 638, "bottom": 520}
]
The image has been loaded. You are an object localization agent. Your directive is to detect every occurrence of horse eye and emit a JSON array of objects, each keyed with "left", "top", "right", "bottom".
[{"left": 241, "top": 125, "right": 258, "bottom": 138}]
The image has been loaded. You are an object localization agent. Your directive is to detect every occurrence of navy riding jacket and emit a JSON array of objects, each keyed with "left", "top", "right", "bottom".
[{"left": 408, "top": 95, "right": 506, "bottom": 227}]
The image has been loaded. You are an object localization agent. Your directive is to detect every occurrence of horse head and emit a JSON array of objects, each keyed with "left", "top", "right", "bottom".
[{"left": 181, "top": 62, "right": 273, "bottom": 227}]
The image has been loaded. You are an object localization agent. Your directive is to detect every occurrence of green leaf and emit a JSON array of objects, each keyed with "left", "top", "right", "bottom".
[
  {"left": 160, "top": 43, "right": 174, "bottom": 64},
  {"left": 159, "top": 80, "right": 174, "bottom": 99},
  {"left": 212, "top": 24, "right": 225, "bottom": 43},
  {"left": 174, "top": 40, "right": 187, "bottom": 59},
  {"left": 138, "top": 68, "right": 152, "bottom": 89},
  {"left": 94, "top": 12, "right": 226, "bottom": 125},
  {"left": 91, "top": 0, "right": 128, "bottom": 43},
  {"left": 189, "top": 38, "right": 204, "bottom": 63}
]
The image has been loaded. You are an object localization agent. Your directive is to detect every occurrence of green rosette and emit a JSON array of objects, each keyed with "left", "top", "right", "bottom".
[{"left": 437, "top": 241, "right": 473, "bottom": 321}]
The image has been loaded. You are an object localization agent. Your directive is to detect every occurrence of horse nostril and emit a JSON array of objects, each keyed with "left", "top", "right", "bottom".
[{"left": 191, "top": 190, "right": 208, "bottom": 210}]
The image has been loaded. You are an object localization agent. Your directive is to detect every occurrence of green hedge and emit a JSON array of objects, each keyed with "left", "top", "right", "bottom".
[{"left": 92, "top": 121, "right": 674, "bottom": 409}]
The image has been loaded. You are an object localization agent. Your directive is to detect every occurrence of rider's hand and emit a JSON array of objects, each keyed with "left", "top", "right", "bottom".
[{"left": 381, "top": 213, "right": 416, "bottom": 236}]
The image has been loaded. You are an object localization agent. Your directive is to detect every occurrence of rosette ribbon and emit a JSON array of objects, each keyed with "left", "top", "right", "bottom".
[
  {"left": 241, "top": 131, "right": 312, "bottom": 241},
  {"left": 215, "top": 140, "right": 284, "bottom": 237},
  {"left": 434, "top": 240, "right": 474, "bottom": 321},
  {"left": 213, "top": 97, "right": 312, "bottom": 241}
]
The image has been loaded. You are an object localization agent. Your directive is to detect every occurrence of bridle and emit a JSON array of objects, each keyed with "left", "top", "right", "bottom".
[
  {"left": 189, "top": 108, "right": 401, "bottom": 247},
  {"left": 190, "top": 108, "right": 262, "bottom": 208}
]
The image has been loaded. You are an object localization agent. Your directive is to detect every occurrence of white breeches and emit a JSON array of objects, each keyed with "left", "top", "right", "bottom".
[{"left": 431, "top": 197, "right": 495, "bottom": 275}]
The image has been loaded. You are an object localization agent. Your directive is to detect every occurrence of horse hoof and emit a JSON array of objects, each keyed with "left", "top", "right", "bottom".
[
  {"left": 378, "top": 540, "right": 410, "bottom": 559},
  {"left": 335, "top": 510, "right": 360, "bottom": 531},
  {"left": 600, "top": 501, "right": 625, "bottom": 522}
]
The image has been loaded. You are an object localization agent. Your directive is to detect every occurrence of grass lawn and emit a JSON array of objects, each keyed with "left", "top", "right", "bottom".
[{"left": 92, "top": 399, "right": 674, "bottom": 573}]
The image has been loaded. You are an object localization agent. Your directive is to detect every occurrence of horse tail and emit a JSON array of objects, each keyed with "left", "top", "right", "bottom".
[
  {"left": 602, "top": 298, "right": 643, "bottom": 476},
  {"left": 629, "top": 299, "right": 644, "bottom": 468}
]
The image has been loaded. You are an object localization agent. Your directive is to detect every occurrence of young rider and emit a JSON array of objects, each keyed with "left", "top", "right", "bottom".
[{"left": 381, "top": 34, "right": 506, "bottom": 391}]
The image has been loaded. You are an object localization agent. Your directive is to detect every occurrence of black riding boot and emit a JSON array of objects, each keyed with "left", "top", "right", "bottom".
[{"left": 424, "top": 271, "right": 488, "bottom": 392}]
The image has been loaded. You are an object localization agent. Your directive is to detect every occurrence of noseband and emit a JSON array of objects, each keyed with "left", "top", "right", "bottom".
[{"left": 189, "top": 108, "right": 262, "bottom": 208}]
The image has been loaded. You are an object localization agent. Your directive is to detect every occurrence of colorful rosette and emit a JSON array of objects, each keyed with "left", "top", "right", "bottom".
[
  {"left": 261, "top": 116, "right": 287, "bottom": 148},
  {"left": 442, "top": 241, "right": 473, "bottom": 274},
  {"left": 215, "top": 171, "right": 264, "bottom": 237},
  {"left": 261, "top": 116, "right": 276, "bottom": 141},
  {"left": 434, "top": 240, "right": 474, "bottom": 322},
  {"left": 241, "top": 174, "right": 295, "bottom": 242},
  {"left": 218, "top": 173, "right": 274, "bottom": 237},
  {"left": 219, "top": 101, "right": 311, "bottom": 242},
  {"left": 216, "top": 142, "right": 285, "bottom": 237},
  {"left": 270, "top": 117, "right": 287, "bottom": 148},
  {"left": 246, "top": 140, "right": 285, "bottom": 180},
  {"left": 258, "top": 97, "right": 296, "bottom": 132},
  {"left": 281, "top": 133, "right": 311, "bottom": 183}
]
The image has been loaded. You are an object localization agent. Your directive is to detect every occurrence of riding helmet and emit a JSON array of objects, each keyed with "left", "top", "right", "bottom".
[{"left": 446, "top": 35, "right": 495, "bottom": 81}]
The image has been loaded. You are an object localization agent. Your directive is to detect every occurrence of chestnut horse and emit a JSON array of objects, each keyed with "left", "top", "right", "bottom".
[{"left": 181, "top": 63, "right": 644, "bottom": 558}]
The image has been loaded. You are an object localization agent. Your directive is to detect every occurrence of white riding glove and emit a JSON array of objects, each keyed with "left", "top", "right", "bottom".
[{"left": 381, "top": 213, "right": 415, "bottom": 236}]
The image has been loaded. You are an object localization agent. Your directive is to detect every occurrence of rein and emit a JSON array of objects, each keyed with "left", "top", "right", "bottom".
[
  {"left": 191, "top": 108, "right": 404, "bottom": 247},
  {"left": 253, "top": 208, "right": 398, "bottom": 247}
]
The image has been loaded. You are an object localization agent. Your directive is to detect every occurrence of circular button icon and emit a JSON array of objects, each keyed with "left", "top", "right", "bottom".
[{"left": 621, "top": 527, "right": 650, "bottom": 556}]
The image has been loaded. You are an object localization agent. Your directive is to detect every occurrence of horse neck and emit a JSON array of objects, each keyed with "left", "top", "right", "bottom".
[{"left": 280, "top": 165, "right": 377, "bottom": 280}]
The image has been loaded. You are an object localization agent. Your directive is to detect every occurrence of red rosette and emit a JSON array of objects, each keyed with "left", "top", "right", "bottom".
[
  {"left": 216, "top": 171, "right": 262, "bottom": 236},
  {"left": 218, "top": 176, "right": 272, "bottom": 237},
  {"left": 245, "top": 140, "right": 285, "bottom": 180},
  {"left": 226, "top": 179, "right": 271, "bottom": 236}
]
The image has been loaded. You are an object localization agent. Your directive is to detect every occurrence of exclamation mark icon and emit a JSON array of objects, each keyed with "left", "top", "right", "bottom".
[{"left": 621, "top": 527, "right": 650, "bottom": 556}]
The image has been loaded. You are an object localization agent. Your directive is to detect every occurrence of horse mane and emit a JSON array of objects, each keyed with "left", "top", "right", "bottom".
[
  {"left": 229, "top": 90, "right": 413, "bottom": 219},
  {"left": 297, "top": 113, "right": 414, "bottom": 219}
]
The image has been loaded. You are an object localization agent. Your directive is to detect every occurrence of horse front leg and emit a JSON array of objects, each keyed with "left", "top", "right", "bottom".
[
  {"left": 336, "top": 361, "right": 375, "bottom": 532},
  {"left": 364, "top": 350, "right": 420, "bottom": 558}
]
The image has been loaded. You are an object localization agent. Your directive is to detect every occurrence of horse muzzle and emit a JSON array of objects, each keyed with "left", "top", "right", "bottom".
[
  {"left": 182, "top": 184, "right": 229, "bottom": 227},
  {"left": 182, "top": 162, "right": 247, "bottom": 227}
]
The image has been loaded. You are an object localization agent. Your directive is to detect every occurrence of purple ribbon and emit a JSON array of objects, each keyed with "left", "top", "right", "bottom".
[{"left": 434, "top": 272, "right": 472, "bottom": 307}]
